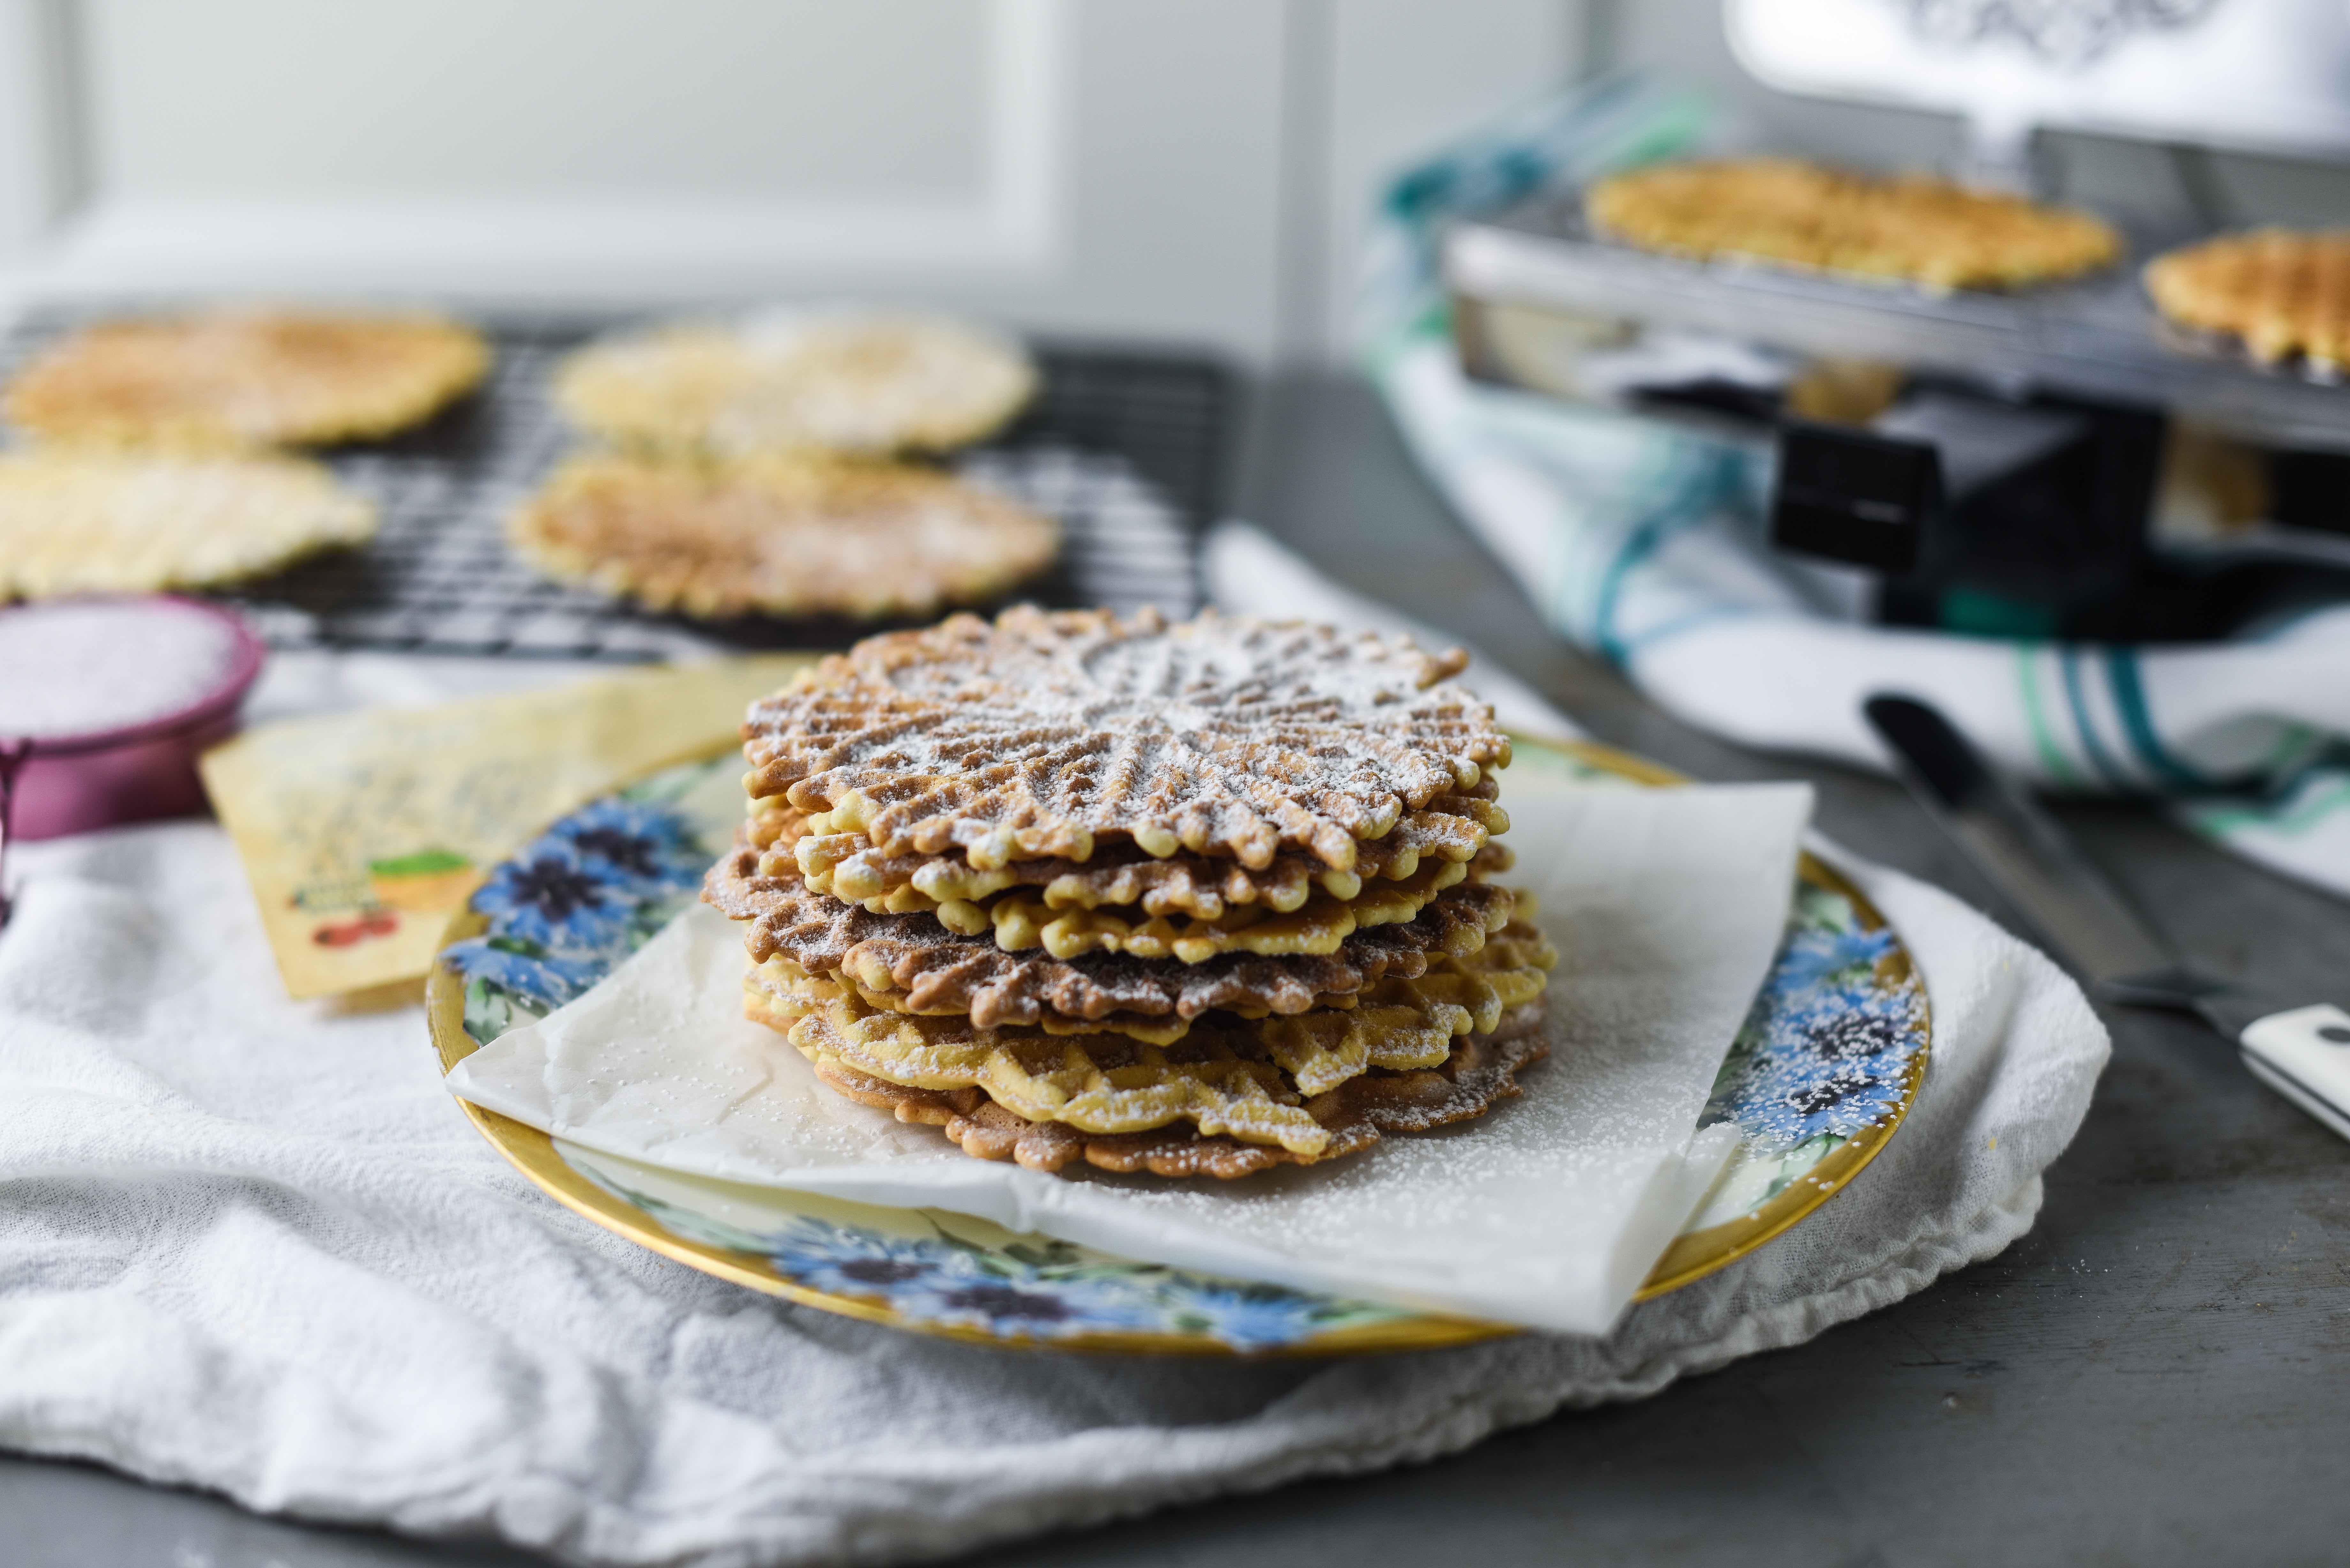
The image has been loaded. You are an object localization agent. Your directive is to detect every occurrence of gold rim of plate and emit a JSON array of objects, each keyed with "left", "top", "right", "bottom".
[{"left": 427, "top": 733, "right": 1930, "bottom": 1356}]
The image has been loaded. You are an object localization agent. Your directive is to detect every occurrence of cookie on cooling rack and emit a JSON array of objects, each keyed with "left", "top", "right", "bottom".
[
  {"left": 704, "top": 606, "right": 1554, "bottom": 1179},
  {"left": 2145, "top": 229, "right": 2350, "bottom": 372},
  {"left": 0, "top": 452, "right": 377, "bottom": 599},
  {"left": 554, "top": 307, "right": 1038, "bottom": 458},
  {"left": 1586, "top": 158, "right": 2121, "bottom": 292},
  {"left": 5, "top": 307, "right": 490, "bottom": 450},
  {"left": 505, "top": 453, "right": 1059, "bottom": 622}
]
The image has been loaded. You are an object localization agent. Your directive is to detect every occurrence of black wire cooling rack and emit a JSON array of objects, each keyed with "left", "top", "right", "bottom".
[{"left": 0, "top": 313, "right": 1231, "bottom": 661}]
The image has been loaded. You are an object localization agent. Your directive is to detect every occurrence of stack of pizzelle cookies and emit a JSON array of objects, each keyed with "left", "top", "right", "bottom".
[
  {"left": 511, "top": 308, "right": 1059, "bottom": 622},
  {"left": 703, "top": 605, "right": 1558, "bottom": 1180}
]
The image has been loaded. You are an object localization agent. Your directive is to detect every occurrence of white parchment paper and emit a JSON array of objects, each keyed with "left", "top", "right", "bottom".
[{"left": 448, "top": 775, "right": 1813, "bottom": 1336}]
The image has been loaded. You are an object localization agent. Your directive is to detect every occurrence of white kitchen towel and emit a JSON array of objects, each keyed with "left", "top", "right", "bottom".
[
  {"left": 0, "top": 805, "right": 2105, "bottom": 1568},
  {"left": 1366, "top": 75, "right": 2350, "bottom": 902},
  {"left": 444, "top": 773, "right": 1814, "bottom": 1337}
]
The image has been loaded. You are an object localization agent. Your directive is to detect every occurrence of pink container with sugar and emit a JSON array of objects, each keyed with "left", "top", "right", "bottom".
[{"left": 0, "top": 596, "right": 265, "bottom": 878}]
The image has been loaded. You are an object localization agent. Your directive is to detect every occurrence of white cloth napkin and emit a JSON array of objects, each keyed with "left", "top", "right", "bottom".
[
  {"left": 445, "top": 773, "right": 1814, "bottom": 1336},
  {"left": 0, "top": 812, "right": 2105, "bottom": 1568}
]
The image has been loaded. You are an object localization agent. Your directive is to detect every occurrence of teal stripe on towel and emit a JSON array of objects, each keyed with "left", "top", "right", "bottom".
[
  {"left": 2104, "top": 647, "right": 2210, "bottom": 791},
  {"left": 1592, "top": 453, "right": 1736, "bottom": 667},
  {"left": 2060, "top": 645, "right": 2134, "bottom": 790}
]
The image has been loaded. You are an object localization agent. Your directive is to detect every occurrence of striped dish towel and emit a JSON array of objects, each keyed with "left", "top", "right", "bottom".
[{"left": 1368, "top": 78, "right": 2350, "bottom": 901}]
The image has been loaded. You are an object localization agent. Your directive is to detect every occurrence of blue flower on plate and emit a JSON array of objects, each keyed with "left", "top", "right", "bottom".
[
  {"left": 906, "top": 1271, "right": 1166, "bottom": 1338},
  {"left": 471, "top": 841, "right": 634, "bottom": 953},
  {"left": 765, "top": 1218, "right": 959, "bottom": 1299},
  {"left": 761, "top": 1218, "right": 1168, "bottom": 1338},
  {"left": 1770, "top": 920, "right": 1896, "bottom": 994},
  {"left": 1732, "top": 984, "right": 1923, "bottom": 1148},
  {"left": 440, "top": 936, "right": 605, "bottom": 1012},
  {"left": 547, "top": 799, "right": 709, "bottom": 898},
  {"left": 1162, "top": 1282, "right": 1333, "bottom": 1351}
]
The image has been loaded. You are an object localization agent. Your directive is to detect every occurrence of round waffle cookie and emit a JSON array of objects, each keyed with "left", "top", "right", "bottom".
[
  {"left": 5, "top": 308, "right": 489, "bottom": 450},
  {"left": 763, "top": 794, "right": 1509, "bottom": 920},
  {"left": 2145, "top": 229, "right": 2350, "bottom": 371},
  {"left": 763, "top": 794, "right": 1506, "bottom": 959},
  {"left": 931, "top": 856, "right": 1475, "bottom": 964},
  {"left": 747, "top": 918, "right": 1558, "bottom": 1069},
  {"left": 0, "top": 452, "right": 377, "bottom": 599},
  {"left": 704, "top": 837, "right": 1517, "bottom": 1030},
  {"left": 1586, "top": 158, "right": 2120, "bottom": 292},
  {"left": 507, "top": 453, "right": 1058, "bottom": 621},
  {"left": 743, "top": 607, "right": 1511, "bottom": 871},
  {"left": 803, "top": 1004, "right": 1550, "bottom": 1180},
  {"left": 554, "top": 308, "right": 1037, "bottom": 458}
]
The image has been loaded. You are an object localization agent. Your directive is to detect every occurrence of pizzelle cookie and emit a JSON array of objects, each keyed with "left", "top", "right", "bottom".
[
  {"left": 744, "top": 607, "right": 1511, "bottom": 870},
  {"left": 750, "top": 917, "right": 1552, "bottom": 1059},
  {"left": 2144, "top": 229, "right": 2350, "bottom": 371},
  {"left": 761, "top": 794, "right": 1509, "bottom": 918},
  {"left": 5, "top": 308, "right": 489, "bottom": 450},
  {"left": 704, "top": 840, "right": 1516, "bottom": 1029},
  {"left": 807, "top": 1006, "right": 1551, "bottom": 1180},
  {"left": 554, "top": 308, "right": 1037, "bottom": 458},
  {"left": 756, "top": 796, "right": 1509, "bottom": 957},
  {"left": 1587, "top": 158, "right": 2120, "bottom": 292},
  {"left": 708, "top": 607, "right": 1551, "bottom": 1179},
  {"left": 0, "top": 452, "right": 378, "bottom": 599},
  {"left": 507, "top": 453, "right": 1058, "bottom": 621}
]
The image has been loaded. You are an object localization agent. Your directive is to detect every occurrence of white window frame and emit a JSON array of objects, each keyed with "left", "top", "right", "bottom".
[{"left": 0, "top": 0, "right": 1068, "bottom": 302}]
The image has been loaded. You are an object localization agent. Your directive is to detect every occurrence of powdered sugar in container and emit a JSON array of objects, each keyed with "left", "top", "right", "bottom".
[{"left": 0, "top": 596, "right": 265, "bottom": 919}]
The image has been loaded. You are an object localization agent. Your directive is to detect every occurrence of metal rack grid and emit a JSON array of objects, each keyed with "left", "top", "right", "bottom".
[{"left": 0, "top": 314, "right": 1231, "bottom": 660}]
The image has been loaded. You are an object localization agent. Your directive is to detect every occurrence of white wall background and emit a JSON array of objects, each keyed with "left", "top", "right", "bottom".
[{"left": 0, "top": 0, "right": 1587, "bottom": 365}]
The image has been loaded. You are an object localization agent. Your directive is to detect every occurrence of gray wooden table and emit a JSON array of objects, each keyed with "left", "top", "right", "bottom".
[{"left": 8, "top": 373, "right": 2348, "bottom": 1567}]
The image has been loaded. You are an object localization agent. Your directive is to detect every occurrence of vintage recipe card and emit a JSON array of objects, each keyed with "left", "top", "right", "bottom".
[{"left": 202, "top": 656, "right": 810, "bottom": 999}]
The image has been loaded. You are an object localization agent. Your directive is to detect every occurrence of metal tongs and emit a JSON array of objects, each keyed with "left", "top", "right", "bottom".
[{"left": 1864, "top": 694, "right": 2350, "bottom": 1143}]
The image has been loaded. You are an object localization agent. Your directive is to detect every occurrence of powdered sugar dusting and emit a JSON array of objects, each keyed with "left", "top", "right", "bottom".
[
  {"left": 744, "top": 608, "right": 1507, "bottom": 869},
  {"left": 0, "top": 599, "right": 242, "bottom": 739},
  {"left": 558, "top": 306, "right": 1037, "bottom": 458}
]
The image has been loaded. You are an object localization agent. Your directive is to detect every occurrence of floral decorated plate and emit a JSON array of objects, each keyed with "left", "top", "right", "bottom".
[{"left": 428, "top": 734, "right": 1929, "bottom": 1355}]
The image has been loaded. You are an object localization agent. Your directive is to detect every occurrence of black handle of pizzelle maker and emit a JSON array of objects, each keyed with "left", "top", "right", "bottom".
[{"left": 1770, "top": 422, "right": 1937, "bottom": 575}]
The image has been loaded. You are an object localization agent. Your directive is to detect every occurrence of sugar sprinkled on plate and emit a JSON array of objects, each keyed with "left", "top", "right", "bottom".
[{"left": 0, "top": 598, "right": 242, "bottom": 740}]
